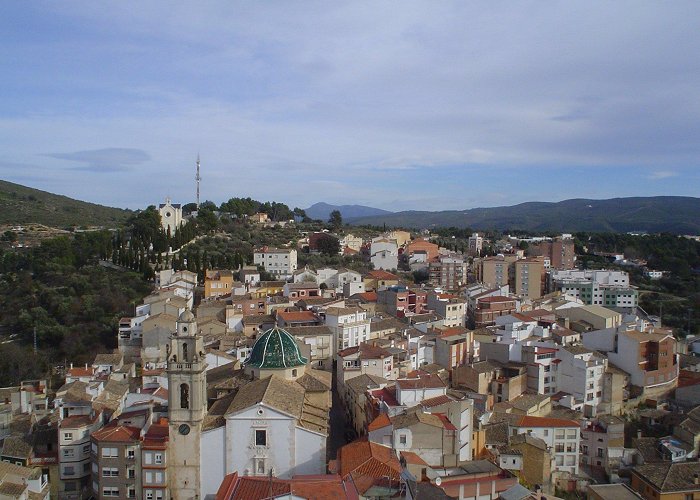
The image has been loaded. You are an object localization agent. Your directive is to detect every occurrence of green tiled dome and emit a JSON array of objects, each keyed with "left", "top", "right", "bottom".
[{"left": 244, "top": 327, "right": 308, "bottom": 369}]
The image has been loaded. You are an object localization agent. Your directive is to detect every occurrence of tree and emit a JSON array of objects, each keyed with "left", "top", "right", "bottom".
[
  {"left": 316, "top": 234, "right": 341, "bottom": 255},
  {"left": 328, "top": 210, "right": 343, "bottom": 231}
]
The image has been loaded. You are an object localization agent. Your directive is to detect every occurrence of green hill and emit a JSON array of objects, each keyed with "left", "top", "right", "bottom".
[
  {"left": 349, "top": 197, "right": 700, "bottom": 234},
  {"left": 0, "top": 179, "right": 131, "bottom": 228}
]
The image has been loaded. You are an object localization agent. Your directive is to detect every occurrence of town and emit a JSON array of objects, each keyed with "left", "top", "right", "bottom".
[{"left": 1, "top": 197, "right": 699, "bottom": 500}]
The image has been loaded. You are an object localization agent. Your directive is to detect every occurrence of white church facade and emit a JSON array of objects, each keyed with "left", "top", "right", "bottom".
[{"left": 158, "top": 198, "right": 184, "bottom": 235}]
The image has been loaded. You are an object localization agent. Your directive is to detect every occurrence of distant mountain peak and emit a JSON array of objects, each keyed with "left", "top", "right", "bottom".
[{"left": 304, "top": 202, "right": 392, "bottom": 221}]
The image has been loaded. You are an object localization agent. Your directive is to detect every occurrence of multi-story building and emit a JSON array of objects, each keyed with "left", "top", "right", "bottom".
[
  {"left": 548, "top": 269, "right": 638, "bottom": 308},
  {"left": 478, "top": 255, "right": 519, "bottom": 288},
  {"left": 203, "top": 269, "right": 234, "bottom": 299},
  {"left": 583, "top": 325, "right": 678, "bottom": 398},
  {"left": 325, "top": 306, "right": 371, "bottom": 350},
  {"left": 512, "top": 258, "right": 544, "bottom": 299},
  {"left": 406, "top": 238, "right": 440, "bottom": 262},
  {"left": 630, "top": 462, "right": 700, "bottom": 500},
  {"left": 253, "top": 247, "right": 298, "bottom": 279},
  {"left": 580, "top": 416, "right": 624, "bottom": 474},
  {"left": 470, "top": 295, "right": 519, "bottom": 328},
  {"left": 428, "top": 256, "right": 468, "bottom": 290},
  {"left": 468, "top": 233, "right": 484, "bottom": 256},
  {"left": 509, "top": 415, "right": 581, "bottom": 476},
  {"left": 434, "top": 328, "right": 473, "bottom": 370},
  {"left": 530, "top": 237, "right": 576, "bottom": 270},
  {"left": 91, "top": 420, "right": 142, "bottom": 500},
  {"left": 426, "top": 291, "right": 466, "bottom": 328},
  {"left": 59, "top": 412, "right": 103, "bottom": 499},
  {"left": 141, "top": 418, "right": 169, "bottom": 500},
  {"left": 556, "top": 345, "right": 607, "bottom": 415},
  {"left": 336, "top": 343, "right": 395, "bottom": 386}
]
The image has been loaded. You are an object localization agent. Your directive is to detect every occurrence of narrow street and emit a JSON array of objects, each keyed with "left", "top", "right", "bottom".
[{"left": 328, "top": 366, "right": 350, "bottom": 460}]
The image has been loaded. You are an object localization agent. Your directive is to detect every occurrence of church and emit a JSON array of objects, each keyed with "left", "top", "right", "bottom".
[
  {"left": 167, "top": 312, "right": 331, "bottom": 499},
  {"left": 158, "top": 198, "right": 184, "bottom": 235}
]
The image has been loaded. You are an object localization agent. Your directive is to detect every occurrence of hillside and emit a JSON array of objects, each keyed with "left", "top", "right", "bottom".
[
  {"left": 304, "top": 202, "right": 392, "bottom": 221},
  {"left": 349, "top": 197, "right": 700, "bottom": 234},
  {"left": 0, "top": 180, "right": 131, "bottom": 228}
]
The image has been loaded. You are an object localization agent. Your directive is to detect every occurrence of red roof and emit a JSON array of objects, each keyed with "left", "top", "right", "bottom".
[
  {"left": 400, "top": 451, "right": 429, "bottom": 466},
  {"left": 277, "top": 310, "right": 319, "bottom": 323},
  {"left": 366, "top": 270, "right": 400, "bottom": 280},
  {"left": 92, "top": 422, "right": 141, "bottom": 443},
  {"left": 336, "top": 439, "right": 402, "bottom": 481},
  {"left": 216, "top": 472, "right": 355, "bottom": 500},
  {"left": 420, "top": 395, "right": 452, "bottom": 408},
  {"left": 434, "top": 413, "right": 457, "bottom": 431},
  {"left": 367, "top": 413, "right": 392, "bottom": 431},
  {"left": 357, "top": 292, "right": 378, "bottom": 302},
  {"left": 369, "top": 386, "right": 399, "bottom": 407},
  {"left": 67, "top": 367, "right": 95, "bottom": 378},
  {"left": 516, "top": 415, "right": 580, "bottom": 428}
]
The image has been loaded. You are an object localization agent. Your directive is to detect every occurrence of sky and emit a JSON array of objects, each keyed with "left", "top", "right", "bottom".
[{"left": 1, "top": 2, "right": 699, "bottom": 212}]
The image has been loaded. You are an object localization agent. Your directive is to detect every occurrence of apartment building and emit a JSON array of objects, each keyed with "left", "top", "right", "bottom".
[
  {"left": 428, "top": 256, "right": 468, "bottom": 290},
  {"left": 253, "top": 247, "right": 298, "bottom": 279},
  {"left": 509, "top": 415, "right": 581, "bottom": 476},
  {"left": 513, "top": 258, "right": 544, "bottom": 299},
  {"left": 426, "top": 291, "right": 466, "bottom": 327},
  {"left": 530, "top": 237, "right": 576, "bottom": 270},
  {"left": 468, "top": 233, "right": 484, "bottom": 256},
  {"left": 325, "top": 306, "right": 371, "bottom": 350},
  {"left": 548, "top": 269, "right": 638, "bottom": 308},
  {"left": 583, "top": 325, "right": 678, "bottom": 397},
  {"left": 478, "top": 255, "right": 518, "bottom": 288},
  {"left": 203, "top": 269, "right": 234, "bottom": 299},
  {"left": 59, "top": 412, "right": 103, "bottom": 499}
]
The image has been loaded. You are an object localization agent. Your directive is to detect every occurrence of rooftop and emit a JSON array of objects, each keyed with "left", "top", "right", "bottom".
[{"left": 244, "top": 326, "right": 308, "bottom": 369}]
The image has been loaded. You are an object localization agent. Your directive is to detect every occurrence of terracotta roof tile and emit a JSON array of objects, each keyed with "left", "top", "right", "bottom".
[{"left": 367, "top": 413, "right": 392, "bottom": 431}]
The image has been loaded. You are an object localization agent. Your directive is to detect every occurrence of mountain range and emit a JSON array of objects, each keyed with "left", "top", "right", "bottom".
[
  {"left": 304, "top": 202, "right": 392, "bottom": 221},
  {"left": 348, "top": 197, "right": 700, "bottom": 234}
]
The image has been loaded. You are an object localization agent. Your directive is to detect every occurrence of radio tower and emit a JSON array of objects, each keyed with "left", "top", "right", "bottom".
[{"left": 195, "top": 154, "right": 201, "bottom": 210}]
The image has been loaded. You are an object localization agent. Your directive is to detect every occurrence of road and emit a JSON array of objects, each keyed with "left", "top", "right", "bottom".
[{"left": 328, "top": 366, "right": 351, "bottom": 460}]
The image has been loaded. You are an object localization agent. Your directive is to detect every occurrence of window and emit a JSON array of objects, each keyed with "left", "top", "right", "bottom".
[
  {"left": 63, "top": 466, "right": 75, "bottom": 476},
  {"left": 63, "top": 448, "right": 75, "bottom": 458},
  {"left": 180, "top": 383, "right": 190, "bottom": 409},
  {"left": 102, "top": 447, "right": 118, "bottom": 458},
  {"left": 145, "top": 491, "right": 154, "bottom": 500},
  {"left": 63, "top": 432, "right": 73, "bottom": 442},
  {"left": 102, "top": 467, "right": 119, "bottom": 477},
  {"left": 555, "top": 443, "right": 564, "bottom": 453},
  {"left": 103, "top": 487, "right": 119, "bottom": 497},
  {"left": 555, "top": 430, "right": 565, "bottom": 439},
  {"left": 255, "top": 429, "right": 267, "bottom": 446},
  {"left": 154, "top": 453, "right": 163, "bottom": 464},
  {"left": 128, "top": 469, "right": 135, "bottom": 479},
  {"left": 127, "top": 449, "right": 135, "bottom": 460},
  {"left": 128, "top": 487, "right": 136, "bottom": 498},
  {"left": 543, "top": 430, "right": 549, "bottom": 437},
  {"left": 566, "top": 429, "right": 578, "bottom": 439},
  {"left": 399, "top": 434, "right": 407, "bottom": 445},
  {"left": 597, "top": 448, "right": 604, "bottom": 458}
]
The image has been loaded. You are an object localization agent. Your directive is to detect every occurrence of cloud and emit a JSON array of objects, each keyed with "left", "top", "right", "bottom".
[
  {"left": 647, "top": 170, "right": 678, "bottom": 180},
  {"left": 46, "top": 148, "right": 150, "bottom": 172}
]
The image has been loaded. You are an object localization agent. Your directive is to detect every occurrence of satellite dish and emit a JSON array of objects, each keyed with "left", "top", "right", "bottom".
[{"left": 435, "top": 477, "right": 442, "bottom": 486}]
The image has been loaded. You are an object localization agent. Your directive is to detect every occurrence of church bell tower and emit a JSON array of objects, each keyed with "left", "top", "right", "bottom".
[{"left": 167, "top": 309, "right": 207, "bottom": 499}]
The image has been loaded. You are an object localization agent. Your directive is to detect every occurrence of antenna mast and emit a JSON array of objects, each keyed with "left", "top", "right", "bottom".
[{"left": 195, "top": 154, "right": 201, "bottom": 210}]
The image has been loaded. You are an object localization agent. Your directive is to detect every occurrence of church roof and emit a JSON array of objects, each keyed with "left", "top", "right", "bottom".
[{"left": 244, "top": 326, "right": 308, "bottom": 369}]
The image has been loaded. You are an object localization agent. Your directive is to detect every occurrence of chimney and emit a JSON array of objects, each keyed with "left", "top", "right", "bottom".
[
  {"left": 694, "top": 473, "right": 699, "bottom": 485},
  {"left": 637, "top": 429, "right": 643, "bottom": 439}
]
